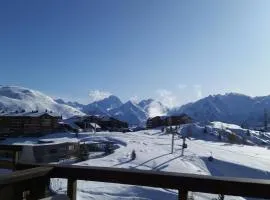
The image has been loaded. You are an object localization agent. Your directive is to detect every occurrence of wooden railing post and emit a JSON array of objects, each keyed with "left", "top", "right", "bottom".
[
  {"left": 12, "top": 151, "right": 19, "bottom": 171},
  {"left": 178, "top": 189, "right": 188, "bottom": 200},
  {"left": 67, "top": 178, "right": 77, "bottom": 200}
]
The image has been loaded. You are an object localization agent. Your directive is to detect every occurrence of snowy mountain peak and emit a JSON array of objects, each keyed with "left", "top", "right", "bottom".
[
  {"left": 55, "top": 99, "right": 84, "bottom": 110},
  {"left": 92, "top": 95, "right": 122, "bottom": 110},
  {"left": 138, "top": 99, "right": 154, "bottom": 108},
  {"left": 110, "top": 100, "right": 147, "bottom": 125},
  {"left": 55, "top": 98, "right": 65, "bottom": 104},
  {"left": 125, "top": 100, "right": 137, "bottom": 106},
  {"left": 224, "top": 92, "right": 250, "bottom": 97}
]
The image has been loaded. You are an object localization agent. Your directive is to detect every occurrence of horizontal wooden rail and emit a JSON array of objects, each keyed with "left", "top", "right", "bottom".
[
  {"left": 16, "top": 163, "right": 270, "bottom": 199},
  {"left": 0, "top": 166, "right": 53, "bottom": 185},
  {"left": 0, "top": 145, "right": 22, "bottom": 151},
  {"left": 0, "top": 166, "right": 53, "bottom": 199},
  {"left": 0, "top": 160, "right": 15, "bottom": 170}
]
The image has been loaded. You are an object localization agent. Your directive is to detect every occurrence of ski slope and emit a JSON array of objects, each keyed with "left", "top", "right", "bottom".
[{"left": 51, "top": 126, "right": 270, "bottom": 200}]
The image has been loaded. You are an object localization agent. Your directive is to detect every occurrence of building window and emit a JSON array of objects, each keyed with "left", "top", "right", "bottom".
[
  {"left": 68, "top": 145, "right": 74, "bottom": 151},
  {"left": 49, "top": 148, "right": 57, "bottom": 154}
]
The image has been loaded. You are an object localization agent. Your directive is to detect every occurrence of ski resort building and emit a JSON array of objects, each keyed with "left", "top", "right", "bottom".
[
  {"left": 146, "top": 114, "right": 192, "bottom": 129},
  {"left": 64, "top": 115, "right": 128, "bottom": 132},
  {"left": 0, "top": 111, "right": 61, "bottom": 137},
  {"left": 0, "top": 141, "right": 79, "bottom": 168}
]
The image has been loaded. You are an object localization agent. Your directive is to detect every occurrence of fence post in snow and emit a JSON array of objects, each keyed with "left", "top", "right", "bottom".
[
  {"left": 181, "top": 137, "right": 186, "bottom": 156},
  {"left": 169, "top": 117, "right": 175, "bottom": 154}
]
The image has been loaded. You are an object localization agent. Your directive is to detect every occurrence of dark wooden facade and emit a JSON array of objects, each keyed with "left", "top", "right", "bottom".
[
  {"left": 146, "top": 114, "right": 192, "bottom": 129},
  {"left": 99, "top": 117, "right": 128, "bottom": 131},
  {"left": 72, "top": 115, "right": 128, "bottom": 131},
  {"left": 0, "top": 112, "right": 61, "bottom": 136}
]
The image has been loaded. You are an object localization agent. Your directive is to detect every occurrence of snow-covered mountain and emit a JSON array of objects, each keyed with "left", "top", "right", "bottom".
[
  {"left": 57, "top": 96, "right": 167, "bottom": 125},
  {"left": 170, "top": 93, "right": 270, "bottom": 126},
  {"left": 110, "top": 101, "right": 148, "bottom": 125},
  {"left": 56, "top": 95, "right": 123, "bottom": 116},
  {"left": 138, "top": 99, "right": 155, "bottom": 109},
  {"left": 0, "top": 86, "right": 84, "bottom": 118},
  {"left": 3, "top": 85, "right": 270, "bottom": 128},
  {"left": 55, "top": 99, "right": 84, "bottom": 110},
  {"left": 138, "top": 99, "right": 168, "bottom": 118},
  {"left": 83, "top": 95, "right": 122, "bottom": 116}
]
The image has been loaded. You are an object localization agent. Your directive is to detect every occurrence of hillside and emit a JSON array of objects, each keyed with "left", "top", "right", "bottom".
[
  {"left": 0, "top": 86, "right": 84, "bottom": 118},
  {"left": 50, "top": 123, "right": 270, "bottom": 200}
]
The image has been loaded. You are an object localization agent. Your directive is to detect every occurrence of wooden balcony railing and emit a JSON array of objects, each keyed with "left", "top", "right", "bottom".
[{"left": 0, "top": 162, "right": 269, "bottom": 199}]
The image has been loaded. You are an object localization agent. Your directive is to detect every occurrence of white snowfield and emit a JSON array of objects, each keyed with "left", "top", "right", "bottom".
[{"left": 51, "top": 122, "right": 270, "bottom": 200}]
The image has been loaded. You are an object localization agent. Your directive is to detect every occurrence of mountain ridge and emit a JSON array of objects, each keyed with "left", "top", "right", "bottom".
[
  {"left": 2, "top": 85, "right": 270, "bottom": 127},
  {"left": 171, "top": 92, "right": 270, "bottom": 126},
  {"left": 0, "top": 85, "right": 85, "bottom": 119}
]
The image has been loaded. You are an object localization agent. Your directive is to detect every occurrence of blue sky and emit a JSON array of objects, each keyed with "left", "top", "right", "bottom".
[{"left": 1, "top": 0, "right": 270, "bottom": 107}]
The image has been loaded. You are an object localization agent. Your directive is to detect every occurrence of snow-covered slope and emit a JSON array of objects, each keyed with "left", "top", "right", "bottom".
[
  {"left": 50, "top": 125, "right": 270, "bottom": 200},
  {"left": 171, "top": 93, "right": 270, "bottom": 126},
  {"left": 110, "top": 101, "right": 148, "bottom": 125},
  {"left": 0, "top": 86, "right": 84, "bottom": 118},
  {"left": 180, "top": 121, "right": 270, "bottom": 146}
]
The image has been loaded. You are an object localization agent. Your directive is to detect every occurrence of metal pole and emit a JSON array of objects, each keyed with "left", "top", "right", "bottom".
[
  {"left": 169, "top": 117, "right": 174, "bottom": 154},
  {"left": 181, "top": 137, "right": 186, "bottom": 156},
  {"left": 171, "top": 130, "right": 175, "bottom": 154}
]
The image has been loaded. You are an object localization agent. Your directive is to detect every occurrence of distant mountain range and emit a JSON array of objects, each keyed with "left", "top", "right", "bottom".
[
  {"left": 56, "top": 96, "right": 168, "bottom": 125},
  {"left": 170, "top": 93, "right": 270, "bottom": 127},
  {"left": 1, "top": 85, "right": 270, "bottom": 127}
]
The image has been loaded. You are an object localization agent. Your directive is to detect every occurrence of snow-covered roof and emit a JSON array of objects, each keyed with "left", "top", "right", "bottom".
[
  {"left": 0, "top": 132, "right": 81, "bottom": 146},
  {"left": 90, "top": 123, "right": 101, "bottom": 129},
  {"left": 1, "top": 111, "right": 60, "bottom": 117}
]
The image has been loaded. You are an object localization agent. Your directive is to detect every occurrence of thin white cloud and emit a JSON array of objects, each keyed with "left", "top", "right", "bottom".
[
  {"left": 148, "top": 101, "right": 166, "bottom": 117},
  {"left": 88, "top": 90, "right": 112, "bottom": 103},
  {"left": 156, "top": 89, "right": 178, "bottom": 109},
  {"left": 193, "top": 85, "right": 202, "bottom": 99},
  {"left": 178, "top": 84, "right": 187, "bottom": 89}
]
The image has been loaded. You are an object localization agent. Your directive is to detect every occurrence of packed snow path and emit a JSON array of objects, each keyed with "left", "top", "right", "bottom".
[{"left": 51, "top": 130, "right": 270, "bottom": 200}]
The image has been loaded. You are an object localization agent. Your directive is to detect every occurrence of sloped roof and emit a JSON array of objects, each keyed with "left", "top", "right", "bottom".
[
  {"left": 90, "top": 123, "right": 101, "bottom": 129},
  {"left": 1, "top": 111, "right": 60, "bottom": 117}
]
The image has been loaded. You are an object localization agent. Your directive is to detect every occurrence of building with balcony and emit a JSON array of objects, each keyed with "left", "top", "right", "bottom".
[{"left": 0, "top": 111, "right": 61, "bottom": 137}]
